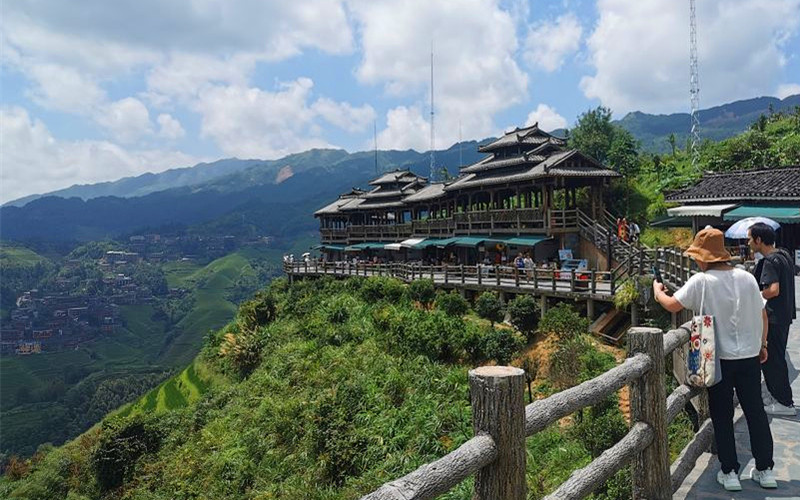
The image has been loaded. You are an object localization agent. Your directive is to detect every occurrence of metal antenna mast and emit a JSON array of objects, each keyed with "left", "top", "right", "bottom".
[
  {"left": 689, "top": 0, "right": 701, "bottom": 170},
  {"left": 429, "top": 43, "right": 436, "bottom": 182},
  {"left": 374, "top": 120, "right": 378, "bottom": 174}
]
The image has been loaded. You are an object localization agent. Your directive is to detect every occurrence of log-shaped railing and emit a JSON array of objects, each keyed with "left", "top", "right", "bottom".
[
  {"left": 284, "top": 261, "right": 615, "bottom": 298},
  {"left": 362, "top": 323, "right": 714, "bottom": 500}
]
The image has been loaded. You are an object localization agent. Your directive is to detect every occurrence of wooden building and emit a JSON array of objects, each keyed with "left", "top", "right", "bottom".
[
  {"left": 665, "top": 166, "right": 800, "bottom": 258},
  {"left": 315, "top": 124, "right": 621, "bottom": 265}
]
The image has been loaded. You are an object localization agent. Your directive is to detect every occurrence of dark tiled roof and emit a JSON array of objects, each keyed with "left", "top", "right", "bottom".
[
  {"left": 665, "top": 166, "right": 800, "bottom": 202},
  {"left": 461, "top": 140, "right": 561, "bottom": 174},
  {"left": 368, "top": 169, "right": 426, "bottom": 185},
  {"left": 478, "top": 124, "right": 565, "bottom": 153},
  {"left": 401, "top": 183, "right": 447, "bottom": 203},
  {"left": 445, "top": 150, "right": 619, "bottom": 191}
]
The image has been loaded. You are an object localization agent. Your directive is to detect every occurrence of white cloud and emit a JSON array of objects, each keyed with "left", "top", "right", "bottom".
[
  {"left": 24, "top": 63, "right": 107, "bottom": 114},
  {"left": 776, "top": 83, "right": 800, "bottom": 98},
  {"left": 312, "top": 98, "right": 376, "bottom": 133},
  {"left": 0, "top": 106, "right": 203, "bottom": 204},
  {"left": 157, "top": 113, "right": 186, "bottom": 140},
  {"left": 525, "top": 104, "right": 568, "bottom": 131},
  {"left": 350, "top": 0, "right": 528, "bottom": 149},
  {"left": 95, "top": 98, "right": 153, "bottom": 144},
  {"left": 524, "top": 13, "right": 583, "bottom": 72},
  {"left": 581, "top": 0, "right": 800, "bottom": 114},
  {"left": 376, "top": 106, "right": 430, "bottom": 151},
  {"left": 193, "top": 78, "right": 330, "bottom": 159}
]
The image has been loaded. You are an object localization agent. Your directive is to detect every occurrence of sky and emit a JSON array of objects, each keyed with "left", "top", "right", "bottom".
[{"left": 1, "top": 0, "right": 799, "bottom": 204}]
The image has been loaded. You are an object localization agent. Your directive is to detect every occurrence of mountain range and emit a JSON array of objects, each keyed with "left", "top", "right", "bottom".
[{"left": 2, "top": 94, "right": 797, "bottom": 243}]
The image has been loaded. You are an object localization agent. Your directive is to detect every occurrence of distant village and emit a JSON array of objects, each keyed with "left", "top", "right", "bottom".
[{"left": 0, "top": 232, "right": 275, "bottom": 356}]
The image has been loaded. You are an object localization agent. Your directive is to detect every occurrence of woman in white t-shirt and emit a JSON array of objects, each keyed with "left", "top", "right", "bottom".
[{"left": 653, "top": 227, "right": 776, "bottom": 492}]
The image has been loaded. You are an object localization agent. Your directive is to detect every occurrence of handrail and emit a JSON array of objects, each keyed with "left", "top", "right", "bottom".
[
  {"left": 285, "top": 261, "right": 615, "bottom": 298},
  {"left": 355, "top": 322, "right": 708, "bottom": 499}
]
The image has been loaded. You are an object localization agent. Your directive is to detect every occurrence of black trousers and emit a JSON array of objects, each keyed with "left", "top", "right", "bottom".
[
  {"left": 708, "top": 357, "right": 774, "bottom": 473},
  {"left": 762, "top": 321, "right": 794, "bottom": 407}
]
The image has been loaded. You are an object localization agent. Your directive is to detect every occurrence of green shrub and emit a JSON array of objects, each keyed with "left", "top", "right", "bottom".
[
  {"left": 322, "top": 294, "right": 358, "bottom": 324},
  {"left": 237, "top": 291, "right": 276, "bottom": 331},
  {"left": 537, "top": 302, "right": 590, "bottom": 338},
  {"left": 218, "top": 325, "right": 266, "bottom": 378},
  {"left": 507, "top": 294, "right": 539, "bottom": 338},
  {"left": 408, "top": 279, "right": 436, "bottom": 306},
  {"left": 360, "top": 276, "right": 405, "bottom": 303},
  {"left": 549, "top": 334, "right": 592, "bottom": 389},
  {"left": 570, "top": 396, "right": 627, "bottom": 458},
  {"left": 475, "top": 292, "right": 504, "bottom": 325},
  {"left": 481, "top": 327, "right": 525, "bottom": 365},
  {"left": 612, "top": 278, "right": 639, "bottom": 309},
  {"left": 434, "top": 291, "right": 469, "bottom": 317},
  {"left": 91, "top": 414, "right": 163, "bottom": 491}
]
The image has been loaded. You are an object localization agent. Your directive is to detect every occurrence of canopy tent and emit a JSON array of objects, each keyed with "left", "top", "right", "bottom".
[
  {"left": 666, "top": 204, "right": 738, "bottom": 217},
  {"left": 400, "top": 237, "right": 426, "bottom": 248},
  {"left": 723, "top": 205, "right": 800, "bottom": 224},
  {"left": 383, "top": 243, "right": 402, "bottom": 251}
]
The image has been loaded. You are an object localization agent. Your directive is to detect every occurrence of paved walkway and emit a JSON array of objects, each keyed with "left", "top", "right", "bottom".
[{"left": 675, "top": 276, "right": 800, "bottom": 499}]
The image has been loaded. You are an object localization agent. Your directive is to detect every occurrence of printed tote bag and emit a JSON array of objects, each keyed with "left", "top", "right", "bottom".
[{"left": 686, "top": 275, "right": 721, "bottom": 387}]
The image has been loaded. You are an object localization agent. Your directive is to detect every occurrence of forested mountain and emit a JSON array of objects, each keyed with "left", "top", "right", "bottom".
[
  {"left": 615, "top": 94, "right": 800, "bottom": 153},
  {"left": 0, "top": 143, "right": 483, "bottom": 243}
]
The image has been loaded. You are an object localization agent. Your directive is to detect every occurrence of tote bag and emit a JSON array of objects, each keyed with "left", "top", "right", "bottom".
[{"left": 686, "top": 274, "right": 721, "bottom": 387}]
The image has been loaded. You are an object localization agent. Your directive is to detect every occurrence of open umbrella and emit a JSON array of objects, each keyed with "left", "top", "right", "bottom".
[{"left": 724, "top": 217, "right": 780, "bottom": 239}]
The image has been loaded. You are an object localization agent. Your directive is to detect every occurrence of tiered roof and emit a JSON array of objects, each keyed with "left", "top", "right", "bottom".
[
  {"left": 316, "top": 127, "right": 620, "bottom": 216},
  {"left": 666, "top": 166, "right": 800, "bottom": 203}
]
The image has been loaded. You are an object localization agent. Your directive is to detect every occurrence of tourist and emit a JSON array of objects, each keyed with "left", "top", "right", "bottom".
[
  {"left": 621, "top": 217, "right": 630, "bottom": 243},
  {"left": 523, "top": 253, "right": 534, "bottom": 281},
  {"left": 616, "top": 217, "right": 623, "bottom": 242},
  {"left": 652, "top": 227, "right": 776, "bottom": 491},
  {"left": 629, "top": 220, "right": 640, "bottom": 243},
  {"left": 748, "top": 222, "right": 797, "bottom": 416}
]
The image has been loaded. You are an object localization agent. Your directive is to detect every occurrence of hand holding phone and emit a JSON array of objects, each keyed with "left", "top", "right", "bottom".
[{"left": 652, "top": 266, "right": 663, "bottom": 284}]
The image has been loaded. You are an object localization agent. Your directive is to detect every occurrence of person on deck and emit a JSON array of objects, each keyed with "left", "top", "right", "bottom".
[
  {"left": 652, "top": 227, "right": 776, "bottom": 492},
  {"left": 748, "top": 222, "right": 797, "bottom": 416}
]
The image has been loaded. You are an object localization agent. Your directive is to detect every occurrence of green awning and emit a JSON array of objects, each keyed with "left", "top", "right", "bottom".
[
  {"left": 313, "top": 244, "right": 345, "bottom": 251},
  {"left": 723, "top": 205, "right": 800, "bottom": 223},
  {"left": 450, "top": 236, "right": 504, "bottom": 247},
  {"left": 411, "top": 238, "right": 445, "bottom": 249},
  {"left": 344, "top": 242, "right": 386, "bottom": 251},
  {"left": 502, "top": 235, "right": 549, "bottom": 247}
]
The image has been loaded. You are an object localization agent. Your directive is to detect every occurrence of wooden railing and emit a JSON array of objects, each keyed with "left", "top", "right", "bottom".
[
  {"left": 362, "top": 323, "right": 712, "bottom": 500},
  {"left": 285, "top": 261, "right": 614, "bottom": 298}
]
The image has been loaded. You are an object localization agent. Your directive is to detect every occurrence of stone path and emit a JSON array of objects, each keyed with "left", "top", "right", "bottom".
[{"left": 675, "top": 277, "right": 800, "bottom": 499}]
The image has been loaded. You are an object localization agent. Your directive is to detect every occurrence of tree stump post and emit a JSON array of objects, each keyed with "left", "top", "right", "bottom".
[
  {"left": 628, "top": 327, "right": 670, "bottom": 500},
  {"left": 469, "top": 366, "right": 526, "bottom": 500}
]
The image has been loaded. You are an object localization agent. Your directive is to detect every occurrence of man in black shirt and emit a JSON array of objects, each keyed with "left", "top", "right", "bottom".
[{"left": 749, "top": 223, "right": 797, "bottom": 415}]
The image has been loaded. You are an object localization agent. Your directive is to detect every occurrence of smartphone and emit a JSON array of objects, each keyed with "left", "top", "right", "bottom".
[{"left": 652, "top": 266, "right": 663, "bottom": 284}]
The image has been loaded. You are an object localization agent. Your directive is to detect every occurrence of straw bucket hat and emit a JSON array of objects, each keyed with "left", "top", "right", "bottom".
[{"left": 684, "top": 227, "right": 731, "bottom": 263}]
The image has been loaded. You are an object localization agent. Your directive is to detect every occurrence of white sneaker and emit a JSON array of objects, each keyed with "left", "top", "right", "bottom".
[
  {"left": 750, "top": 468, "right": 778, "bottom": 488},
  {"left": 764, "top": 402, "right": 797, "bottom": 416},
  {"left": 717, "top": 470, "right": 742, "bottom": 491}
]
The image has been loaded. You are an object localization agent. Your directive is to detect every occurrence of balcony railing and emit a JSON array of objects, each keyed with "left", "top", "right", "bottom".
[{"left": 322, "top": 208, "right": 578, "bottom": 244}]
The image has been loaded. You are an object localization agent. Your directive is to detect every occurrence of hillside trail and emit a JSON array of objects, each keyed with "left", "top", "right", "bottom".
[{"left": 675, "top": 276, "right": 800, "bottom": 499}]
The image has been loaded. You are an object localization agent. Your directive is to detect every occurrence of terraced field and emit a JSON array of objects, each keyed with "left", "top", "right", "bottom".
[{"left": 120, "top": 361, "right": 211, "bottom": 417}]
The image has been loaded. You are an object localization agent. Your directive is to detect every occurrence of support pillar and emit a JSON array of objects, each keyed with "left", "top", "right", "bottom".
[
  {"left": 539, "top": 295, "right": 548, "bottom": 315},
  {"left": 586, "top": 299, "right": 595, "bottom": 320}
]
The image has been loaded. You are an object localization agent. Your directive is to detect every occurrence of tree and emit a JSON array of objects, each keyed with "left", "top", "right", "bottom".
[
  {"left": 668, "top": 133, "right": 677, "bottom": 157},
  {"left": 607, "top": 129, "right": 641, "bottom": 216},
  {"left": 475, "top": 292, "right": 504, "bottom": 326},
  {"left": 507, "top": 295, "right": 539, "bottom": 339},
  {"left": 569, "top": 106, "right": 616, "bottom": 163}
]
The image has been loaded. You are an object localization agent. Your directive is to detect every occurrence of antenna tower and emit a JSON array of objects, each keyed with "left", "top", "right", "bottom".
[
  {"left": 429, "top": 44, "right": 436, "bottom": 182},
  {"left": 689, "top": 0, "right": 701, "bottom": 170},
  {"left": 374, "top": 120, "right": 378, "bottom": 174}
]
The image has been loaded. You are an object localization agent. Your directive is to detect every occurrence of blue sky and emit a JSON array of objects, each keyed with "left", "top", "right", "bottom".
[{"left": 1, "top": 0, "right": 799, "bottom": 203}]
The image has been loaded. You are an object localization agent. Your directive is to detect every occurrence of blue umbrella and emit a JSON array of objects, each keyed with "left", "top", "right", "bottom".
[{"left": 724, "top": 217, "right": 780, "bottom": 239}]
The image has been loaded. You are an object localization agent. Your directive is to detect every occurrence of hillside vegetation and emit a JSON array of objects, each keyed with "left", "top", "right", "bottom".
[
  {"left": 0, "top": 245, "right": 287, "bottom": 457},
  {"left": 0, "top": 277, "right": 693, "bottom": 499}
]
